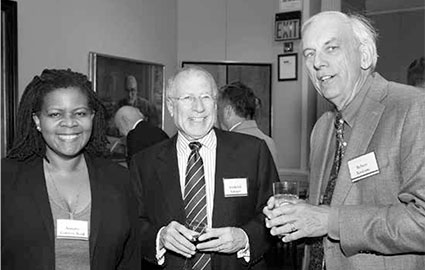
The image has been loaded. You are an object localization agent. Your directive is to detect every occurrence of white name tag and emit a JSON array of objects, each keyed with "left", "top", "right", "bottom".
[
  {"left": 223, "top": 178, "right": 248, "bottom": 197},
  {"left": 57, "top": 219, "right": 89, "bottom": 240},
  {"left": 347, "top": 152, "right": 380, "bottom": 182}
]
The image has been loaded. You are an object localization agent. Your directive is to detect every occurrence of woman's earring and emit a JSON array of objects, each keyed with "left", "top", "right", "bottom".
[{"left": 36, "top": 126, "right": 41, "bottom": 131}]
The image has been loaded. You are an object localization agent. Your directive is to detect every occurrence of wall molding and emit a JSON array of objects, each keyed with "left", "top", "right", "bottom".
[{"left": 366, "top": 6, "right": 425, "bottom": 16}]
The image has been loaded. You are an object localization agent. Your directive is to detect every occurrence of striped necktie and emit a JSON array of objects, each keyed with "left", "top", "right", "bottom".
[
  {"left": 308, "top": 111, "right": 345, "bottom": 270},
  {"left": 184, "top": 142, "right": 211, "bottom": 270}
]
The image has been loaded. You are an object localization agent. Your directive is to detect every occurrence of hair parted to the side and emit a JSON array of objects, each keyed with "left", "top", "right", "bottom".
[
  {"left": 166, "top": 65, "right": 218, "bottom": 99},
  {"left": 7, "top": 68, "right": 109, "bottom": 161},
  {"left": 302, "top": 11, "right": 379, "bottom": 71},
  {"left": 219, "top": 81, "right": 258, "bottom": 120}
]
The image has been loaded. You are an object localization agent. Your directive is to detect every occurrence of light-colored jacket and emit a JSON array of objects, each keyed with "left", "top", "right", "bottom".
[
  {"left": 232, "top": 120, "right": 279, "bottom": 168},
  {"left": 304, "top": 73, "right": 425, "bottom": 270}
]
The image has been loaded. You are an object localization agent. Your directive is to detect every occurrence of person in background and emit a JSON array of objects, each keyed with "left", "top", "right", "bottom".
[
  {"left": 130, "top": 66, "right": 277, "bottom": 270},
  {"left": 1, "top": 69, "right": 140, "bottom": 270},
  {"left": 114, "top": 105, "right": 169, "bottom": 166},
  {"left": 217, "top": 81, "right": 279, "bottom": 168},
  {"left": 263, "top": 11, "right": 425, "bottom": 270},
  {"left": 118, "top": 75, "right": 160, "bottom": 127},
  {"left": 407, "top": 56, "right": 425, "bottom": 88}
]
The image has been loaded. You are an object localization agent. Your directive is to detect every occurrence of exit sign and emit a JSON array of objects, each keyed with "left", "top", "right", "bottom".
[{"left": 275, "top": 11, "right": 301, "bottom": 41}]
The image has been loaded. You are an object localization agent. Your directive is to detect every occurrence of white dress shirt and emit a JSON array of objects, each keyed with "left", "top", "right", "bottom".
[
  {"left": 176, "top": 129, "right": 217, "bottom": 226},
  {"left": 156, "top": 129, "right": 250, "bottom": 264}
]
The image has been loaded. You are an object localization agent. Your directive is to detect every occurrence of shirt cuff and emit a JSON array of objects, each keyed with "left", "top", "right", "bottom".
[
  {"left": 155, "top": 227, "right": 166, "bottom": 265},
  {"left": 328, "top": 207, "right": 340, "bottom": 240},
  {"left": 236, "top": 229, "right": 251, "bottom": 262}
]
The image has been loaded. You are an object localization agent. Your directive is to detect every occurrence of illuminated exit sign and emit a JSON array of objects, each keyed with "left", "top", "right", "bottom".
[{"left": 275, "top": 11, "right": 301, "bottom": 41}]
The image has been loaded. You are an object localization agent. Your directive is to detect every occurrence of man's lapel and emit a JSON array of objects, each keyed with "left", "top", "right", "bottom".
[
  {"left": 156, "top": 135, "right": 186, "bottom": 222},
  {"left": 332, "top": 75, "right": 388, "bottom": 205},
  {"left": 212, "top": 129, "right": 239, "bottom": 226},
  {"left": 309, "top": 113, "right": 334, "bottom": 205}
]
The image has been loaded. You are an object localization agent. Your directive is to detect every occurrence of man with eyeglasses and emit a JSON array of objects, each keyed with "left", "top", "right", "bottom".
[
  {"left": 130, "top": 66, "right": 278, "bottom": 270},
  {"left": 117, "top": 75, "right": 161, "bottom": 127}
]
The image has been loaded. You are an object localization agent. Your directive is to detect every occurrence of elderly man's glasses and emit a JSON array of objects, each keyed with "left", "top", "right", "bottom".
[
  {"left": 171, "top": 94, "right": 216, "bottom": 106},
  {"left": 126, "top": 88, "right": 137, "bottom": 93}
]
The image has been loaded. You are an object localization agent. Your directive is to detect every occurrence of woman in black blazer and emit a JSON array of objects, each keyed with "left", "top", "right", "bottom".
[{"left": 1, "top": 69, "right": 140, "bottom": 270}]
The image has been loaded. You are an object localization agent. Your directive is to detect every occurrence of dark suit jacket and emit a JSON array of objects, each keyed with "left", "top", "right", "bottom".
[
  {"left": 1, "top": 154, "right": 140, "bottom": 270},
  {"left": 130, "top": 128, "right": 278, "bottom": 270},
  {"left": 126, "top": 120, "right": 169, "bottom": 164}
]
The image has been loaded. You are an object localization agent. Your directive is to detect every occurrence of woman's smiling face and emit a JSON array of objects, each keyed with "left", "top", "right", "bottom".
[{"left": 33, "top": 87, "right": 94, "bottom": 159}]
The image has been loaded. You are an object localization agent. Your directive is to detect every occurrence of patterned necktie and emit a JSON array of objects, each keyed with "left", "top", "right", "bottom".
[
  {"left": 184, "top": 142, "right": 211, "bottom": 270},
  {"left": 308, "top": 111, "right": 345, "bottom": 270}
]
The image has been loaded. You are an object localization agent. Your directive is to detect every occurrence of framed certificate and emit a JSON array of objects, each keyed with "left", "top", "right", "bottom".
[{"left": 278, "top": 54, "right": 297, "bottom": 81}]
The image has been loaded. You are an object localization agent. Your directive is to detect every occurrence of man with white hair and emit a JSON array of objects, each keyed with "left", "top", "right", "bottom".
[
  {"left": 263, "top": 11, "right": 425, "bottom": 270},
  {"left": 130, "top": 66, "right": 277, "bottom": 270},
  {"left": 114, "top": 105, "right": 168, "bottom": 165}
]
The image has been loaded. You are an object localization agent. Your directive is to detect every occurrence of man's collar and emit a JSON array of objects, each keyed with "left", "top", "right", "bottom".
[
  {"left": 131, "top": 118, "right": 144, "bottom": 131},
  {"left": 235, "top": 120, "right": 258, "bottom": 130},
  {"left": 341, "top": 73, "right": 374, "bottom": 128},
  {"left": 229, "top": 121, "right": 243, "bottom": 132},
  {"left": 177, "top": 129, "right": 216, "bottom": 150}
]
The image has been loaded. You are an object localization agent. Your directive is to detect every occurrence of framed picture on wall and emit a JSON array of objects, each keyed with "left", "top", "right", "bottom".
[
  {"left": 181, "top": 61, "right": 272, "bottom": 136},
  {"left": 1, "top": 0, "right": 18, "bottom": 158},
  {"left": 278, "top": 53, "right": 297, "bottom": 81},
  {"left": 89, "top": 52, "right": 165, "bottom": 164}
]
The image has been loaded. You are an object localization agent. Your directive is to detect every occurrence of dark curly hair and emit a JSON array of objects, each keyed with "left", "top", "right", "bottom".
[
  {"left": 7, "top": 69, "right": 109, "bottom": 160},
  {"left": 218, "top": 81, "right": 258, "bottom": 120}
]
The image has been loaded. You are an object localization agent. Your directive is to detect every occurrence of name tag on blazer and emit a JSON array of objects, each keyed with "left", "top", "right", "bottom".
[
  {"left": 223, "top": 178, "right": 248, "bottom": 197},
  {"left": 348, "top": 152, "right": 380, "bottom": 182},
  {"left": 57, "top": 219, "right": 89, "bottom": 240}
]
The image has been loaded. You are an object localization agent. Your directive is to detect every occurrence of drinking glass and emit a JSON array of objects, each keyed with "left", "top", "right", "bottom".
[
  {"left": 185, "top": 218, "right": 207, "bottom": 243},
  {"left": 273, "top": 180, "right": 299, "bottom": 207},
  {"left": 184, "top": 218, "right": 207, "bottom": 270}
]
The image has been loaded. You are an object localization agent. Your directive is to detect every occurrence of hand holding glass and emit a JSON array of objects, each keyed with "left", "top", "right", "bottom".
[
  {"left": 185, "top": 218, "right": 207, "bottom": 244},
  {"left": 273, "top": 181, "right": 299, "bottom": 207},
  {"left": 184, "top": 218, "right": 207, "bottom": 270}
]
